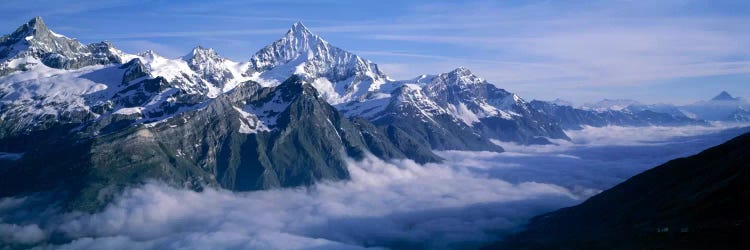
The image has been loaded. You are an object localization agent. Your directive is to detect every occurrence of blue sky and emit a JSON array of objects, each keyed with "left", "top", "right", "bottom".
[{"left": 1, "top": 0, "right": 749, "bottom": 104}]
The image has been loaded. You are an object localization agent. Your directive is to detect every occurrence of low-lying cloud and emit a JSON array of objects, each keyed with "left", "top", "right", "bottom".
[
  {"left": 1, "top": 124, "right": 749, "bottom": 249},
  {"left": 493, "top": 123, "right": 749, "bottom": 154},
  {"left": 0, "top": 156, "right": 578, "bottom": 249}
]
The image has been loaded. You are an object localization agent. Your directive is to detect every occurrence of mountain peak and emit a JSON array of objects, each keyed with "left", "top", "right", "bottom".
[
  {"left": 436, "top": 67, "right": 484, "bottom": 86},
  {"left": 192, "top": 45, "right": 211, "bottom": 52},
  {"left": 291, "top": 21, "right": 308, "bottom": 32},
  {"left": 29, "top": 16, "right": 46, "bottom": 29},
  {"left": 247, "top": 21, "right": 388, "bottom": 103},
  {"left": 140, "top": 49, "right": 158, "bottom": 57},
  {"left": 449, "top": 67, "right": 477, "bottom": 78},
  {"left": 4, "top": 16, "right": 79, "bottom": 46},
  {"left": 0, "top": 16, "right": 124, "bottom": 73},
  {"left": 182, "top": 46, "right": 226, "bottom": 67},
  {"left": 453, "top": 66, "right": 471, "bottom": 73},
  {"left": 712, "top": 91, "right": 739, "bottom": 101},
  {"left": 286, "top": 21, "right": 318, "bottom": 41},
  {"left": 184, "top": 46, "right": 219, "bottom": 60},
  {"left": 181, "top": 45, "right": 236, "bottom": 89},
  {"left": 10, "top": 16, "right": 52, "bottom": 40},
  {"left": 139, "top": 50, "right": 166, "bottom": 62}
]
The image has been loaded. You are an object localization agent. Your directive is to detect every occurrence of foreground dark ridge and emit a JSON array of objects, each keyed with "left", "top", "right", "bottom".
[{"left": 491, "top": 132, "right": 750, "bottom": 249}]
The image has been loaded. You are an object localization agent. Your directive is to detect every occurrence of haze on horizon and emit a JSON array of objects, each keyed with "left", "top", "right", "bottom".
[{"left": 1, "top": 0, "right": 748, "bottom": 105}]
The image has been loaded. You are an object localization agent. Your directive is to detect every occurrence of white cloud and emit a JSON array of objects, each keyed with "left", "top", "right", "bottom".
[
  {"left": 2, "top": 124, "right": 748, "bottom": 249},
  {"left": 491, "top": 123, "right": 750, "bottom": 154},
  {"left": 2, "top": 154, "right": 575, "bottom": 249},
  {"left": 564, "top": 124, "right": 746, "bottom": 146},
  {"left": 480, "top": 124, "right": 750, "bottom": 194},
  {"left": 0, "top": 223, "right": 45, "bottom": 244}
]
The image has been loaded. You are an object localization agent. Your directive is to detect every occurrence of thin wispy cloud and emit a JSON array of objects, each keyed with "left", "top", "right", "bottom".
[
  {"left": 0, "top": 0, "right": 136, "bottom": 17},
  {"left": 1, "top": 0, "right": 748, "bottom": 103},
  {"left": 358, "top": 3, "right": 750, "bottom": 102}
]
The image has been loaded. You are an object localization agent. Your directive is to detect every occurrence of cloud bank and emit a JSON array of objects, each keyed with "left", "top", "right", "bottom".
[
  {"left": 1, "top": 125, "right": 748, "bottom": 249},
  {"left": 0, "top": 156, "right": 578, "bottom": 249}
]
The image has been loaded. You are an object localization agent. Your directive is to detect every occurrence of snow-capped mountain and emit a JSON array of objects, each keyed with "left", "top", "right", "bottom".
[
  {"left": 570, "top": 91, "right": 749, "bottom": 123},
  {"left": 339, "top": 67, "right": 568, "bottom": 146},
  {"left": 0, "top": 18, "right": 258, "bottom": 138},
  {"left": 0, "top": 17, "right": 718, "bottom": 211},
  {"left": 423, "top": 67, "right": 517, "bottom": 124},
  {"left": 582, "top": 91, "right": 750, "bottom": 123},
  {"left": 182, "top": 46, "right": 252, "bottom": 95},
  {"left": 0, "top": 18, "right": 440, "bottom": 210},
  {"left": 682, "top": 91, "right": 750, "bottom": 121},
  {"left": 137, "top": 48, "right": 252, "bottom": 98},
  {"left": 0, "top": 17, "right": 125, "bottom": 76},
  {"left": 246, "top": 22, "right": 388, "bottom": 104},
  {"left": 531, "top": 91, "right": 750, "bottom": 129},
  {"left": 338, "top": 82, "right": 504, "bottom": 151},
  {"left": 420, "top": 67, "right": 568, "bottom": 143},
  {"left": 1, "top": 74, "right": 440, "bottom": 208},
  {"left": 581, "top": 99, "right": 641, "bottom": 112},
  {"left": 0, "top": 17, "right": 713, "bottom": 149},
  {"left": 243, "top": 23, "right": 569, "bottom": 145},
  {"left": 530, "top": 100, "right": 705, "bottom": 130}
]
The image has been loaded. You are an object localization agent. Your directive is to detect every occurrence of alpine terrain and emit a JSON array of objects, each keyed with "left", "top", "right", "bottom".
[{"left": 0, "top": 17, "right": 709, "bottom": 211}]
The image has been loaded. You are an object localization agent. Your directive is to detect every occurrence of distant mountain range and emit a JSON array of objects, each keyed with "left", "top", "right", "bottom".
[
  {"left": 683, "top": 91, "right": 750, "bottom": 122},
  {"left": 494, "top": 131, "right": 750, "bottom": 249},
  {"left": 530, "top": 100, "right": 708, "bottom": 130},
  {"left": 0, "top": 17, "right": 740, "bottom": 209},
  {"left": 553, "top": 91, "right": 749, "bottom": 124},
  {"left": 530, "top": 90, "right": 750, "bottom": 130}
]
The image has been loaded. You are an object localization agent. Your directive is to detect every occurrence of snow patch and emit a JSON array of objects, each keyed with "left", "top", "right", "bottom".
[
  {"left": 336, "top": 97, "right": 389, "bottom": 118},
  {"left": 113, "top": 107, "right": 144, "bottom": 115},
  {"left": 233, "top": 106, "right": 271, "bottom": 134},
  {"left": 310, "top": 78, "right": 343, "bottom": 104},
  {"left": 448, "top": 102, "right": 480, "bottom": 125},
  {"left": 49, "top": 30, "right": 67, "bottom": 38}
]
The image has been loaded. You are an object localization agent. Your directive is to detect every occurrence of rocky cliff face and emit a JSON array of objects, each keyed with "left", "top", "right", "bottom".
[{"left": 0, "top": 76, "right": 439, "bottom": 210}]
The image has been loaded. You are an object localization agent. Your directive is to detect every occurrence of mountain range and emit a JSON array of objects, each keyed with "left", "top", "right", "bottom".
[
  {"left": 0, "top": 17, "right": 733, "bottom": 209},
  {"left": 550, "top": 91, "right": 750, "bottom": 126}
]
